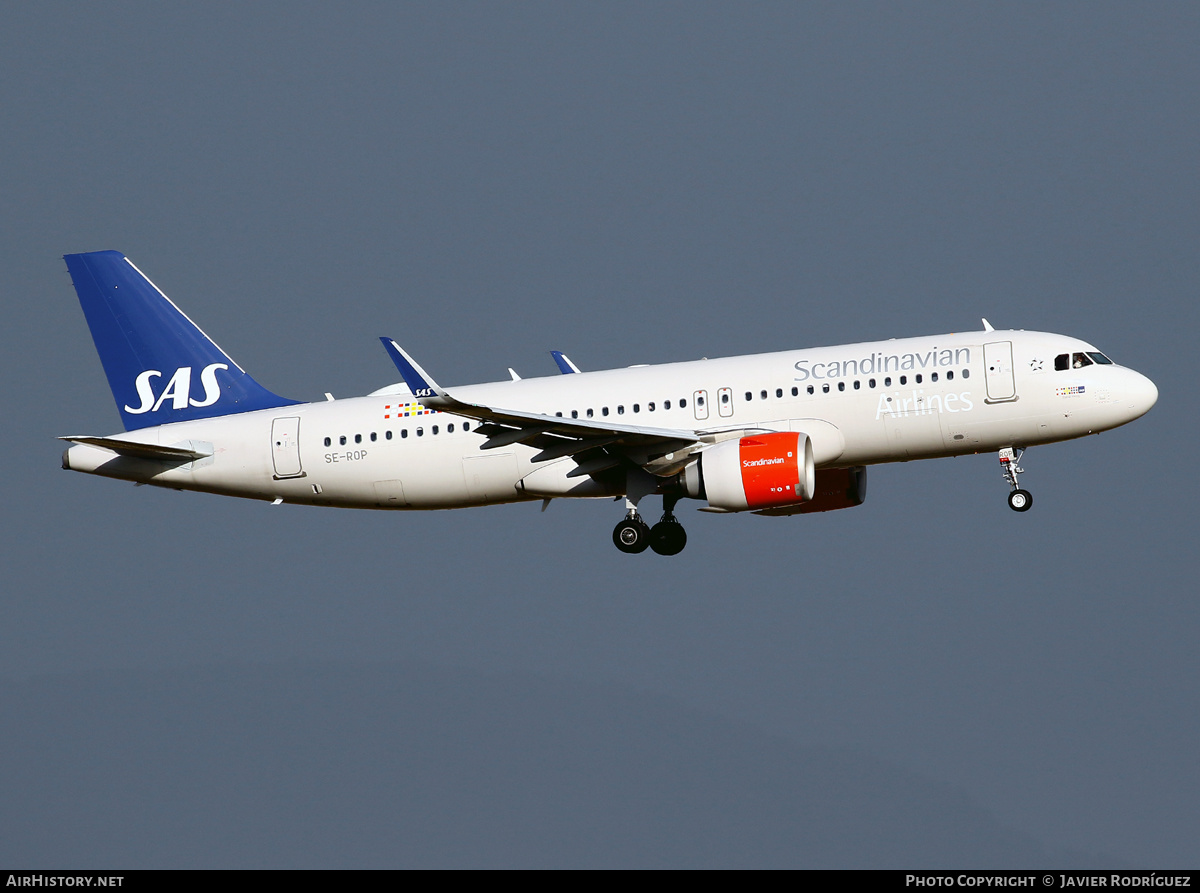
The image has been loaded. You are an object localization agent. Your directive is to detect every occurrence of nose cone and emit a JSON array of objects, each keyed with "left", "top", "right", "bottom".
[{"left": 1124, "top": 369, "right": 1158, "bottom": 420}]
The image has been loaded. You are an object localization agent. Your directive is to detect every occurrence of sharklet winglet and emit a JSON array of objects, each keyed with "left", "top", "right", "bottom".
[
  {"left": 551, "top": 351, "right": 581, "bottom": 374},
  {"left": 378, "top": 338, "right": 447, "bottom": 398}
]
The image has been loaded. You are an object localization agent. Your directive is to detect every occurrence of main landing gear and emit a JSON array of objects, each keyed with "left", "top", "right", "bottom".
[
  {"left": 612, "top": 495, "right": 688, "bottom": 555},
  {"left": 999, "top": 446, "right": 1033, "bottom": 512}
]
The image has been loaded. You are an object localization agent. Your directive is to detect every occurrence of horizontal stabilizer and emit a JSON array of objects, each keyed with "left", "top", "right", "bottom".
[{"left": 58, "top": 436, "right": 212, "bottom": 461}]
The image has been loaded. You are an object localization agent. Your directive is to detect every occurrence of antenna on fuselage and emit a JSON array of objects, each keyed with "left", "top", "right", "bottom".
[{"left": 982, "top": 318, "right": 995, "bottom": 332}]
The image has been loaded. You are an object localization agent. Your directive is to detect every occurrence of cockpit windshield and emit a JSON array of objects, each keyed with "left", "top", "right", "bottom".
[{"left": 1055, "top": 351, "right": 1113, "bottom": 371}]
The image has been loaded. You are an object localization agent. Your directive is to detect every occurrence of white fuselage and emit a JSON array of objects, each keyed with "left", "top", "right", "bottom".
[{"left": 63, "top": 329, "right": 1158, "bottom": 510}]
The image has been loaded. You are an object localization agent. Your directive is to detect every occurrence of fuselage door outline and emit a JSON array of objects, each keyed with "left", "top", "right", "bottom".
[
  {"left": 983, "top": 341, "right": 1018, "bottom": 403},
  {"left": 717, "top": 387, "right": 734, "bottom": 418},
  {"left": 271, "top": 416, "right": 305, "bottom": 479}
]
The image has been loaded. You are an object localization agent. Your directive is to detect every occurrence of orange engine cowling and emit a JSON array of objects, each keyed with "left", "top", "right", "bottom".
[
  {"left": 753, "top": 466, "right": 867, "bottom": 516},
  {"left": 685, "top": 432, "right": 816, "bottom": 512}
]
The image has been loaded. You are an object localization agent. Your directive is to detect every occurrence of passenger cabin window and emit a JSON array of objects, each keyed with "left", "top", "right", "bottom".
[
  {"left": 791, "top": 387, "right": 798, "bottom": 396},
  {"left": 648, "top": 402, "right": 655, "bottom": 411},
  {"left": 339, "top": 436, "right": 346, "bottom": 446},
  {"left": 680, "top": 398, "right": 687, "bottom": 408},
  {"left": 386, "top": 431, "right": 392, "bottom": 440},
  {"left": 664, "top": 400, "right": 671, "bottom": 410},
  {"left": 760, "top": 389, "right": 768, "bottom": 400},
  {"left": 776, "top": 388, "right": 783, "bottom": 398},
  {"left": 602, "top": 407, "right": 609, "bottom": 416},
  {"left": 370, "top": 432, "right": 377, "bottom": 442},
  {"left": 744, "top": 391, "right": 752, "bottom": 402},
  {"left": 324, "top": 437, "right": 331, "bottom": 447}
]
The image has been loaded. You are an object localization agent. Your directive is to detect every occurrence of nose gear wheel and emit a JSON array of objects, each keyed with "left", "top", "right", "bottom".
[
  {"left": 1008, "top": 489, "right": 1033, "bottom": 512},
  {"left": 999, "top": 447, "right": 1033, "bottom": 512}
]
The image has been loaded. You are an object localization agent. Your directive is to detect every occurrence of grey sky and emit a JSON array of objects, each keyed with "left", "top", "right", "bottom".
[{"left": 2, "top": 2, "right": 1197, "bottom": 867}]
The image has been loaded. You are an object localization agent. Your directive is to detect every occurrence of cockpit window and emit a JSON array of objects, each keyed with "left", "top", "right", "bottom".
[
  {"left": 1072, "top": 352, "right": 1093, "bottom": 369},
  {"left": 1055, "top": 354, "right": 1070, "bottom": 371},
  {"left": 1087, "top": 351, "right": 1113, "bottom": 365}
]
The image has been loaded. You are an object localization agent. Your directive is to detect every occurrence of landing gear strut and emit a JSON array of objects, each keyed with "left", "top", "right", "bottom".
[
  {"left": 612, "top": 494, "right": 688, "bottom": 555},
  {"left": 648, "top": 494, "right": 687, "bottom": 556},
  {"left": 999, "top": 447, "right": 1033, "bottom": 512}
]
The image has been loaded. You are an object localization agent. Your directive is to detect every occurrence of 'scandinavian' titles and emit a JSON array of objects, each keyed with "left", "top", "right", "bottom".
[{"left": 794, "top": 347, "right": 971, "bottom": 382}]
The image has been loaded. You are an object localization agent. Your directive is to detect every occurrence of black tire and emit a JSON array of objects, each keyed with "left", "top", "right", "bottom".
[
  {"left": 613, "top": 518, "right": 651, "bottom": 553},
  {"left": 649, "top": 520, "right": 687, "bottom": 556},
  {"left": 1008, "top": 489, "right": 1033, "bottom": 512}
]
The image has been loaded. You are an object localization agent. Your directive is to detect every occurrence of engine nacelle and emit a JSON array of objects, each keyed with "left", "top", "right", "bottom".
[
  {"left": 681, "top": 432, "right": 815, "bottom": 512},
  {"left": 754, "top": 466, "right": 867, "bottom": 516}
]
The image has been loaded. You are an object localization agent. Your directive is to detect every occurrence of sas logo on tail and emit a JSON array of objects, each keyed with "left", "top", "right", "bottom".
[{"left": 125, "top": 363, "right": 228, "bottom": 414}]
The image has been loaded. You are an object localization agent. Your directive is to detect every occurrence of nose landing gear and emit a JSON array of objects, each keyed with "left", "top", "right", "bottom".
[{"left": 999, "top": 447, "right": 1033, "bottom": 512}]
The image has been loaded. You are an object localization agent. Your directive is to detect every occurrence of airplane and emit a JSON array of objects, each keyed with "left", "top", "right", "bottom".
[{"left": 59, "top": 250, "right": 1158, "bottom": 555}]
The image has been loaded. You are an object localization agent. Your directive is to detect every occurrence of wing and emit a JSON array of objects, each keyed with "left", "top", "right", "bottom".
[{"left": 379, "top": 338, "right": 700, "bottom": 475}]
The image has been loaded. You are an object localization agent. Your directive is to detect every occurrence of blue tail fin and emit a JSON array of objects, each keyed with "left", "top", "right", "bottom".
[{"left": 65, "top": 251, "right": 299, "bottom": 430}]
